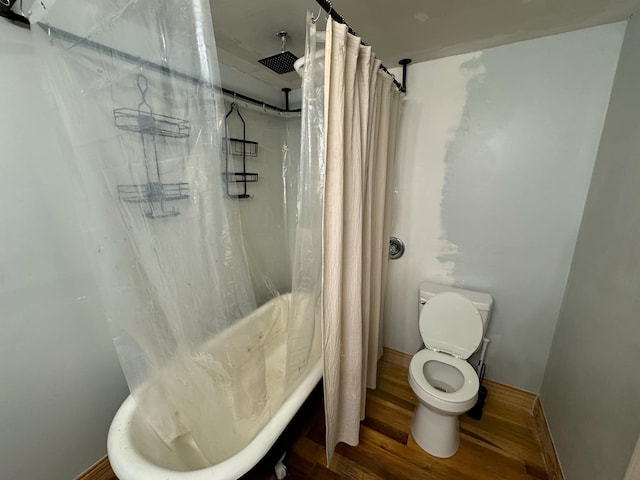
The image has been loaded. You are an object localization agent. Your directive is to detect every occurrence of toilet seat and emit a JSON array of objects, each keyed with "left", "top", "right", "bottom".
[
  {"left": 409, "top": 349, "right": 479, "bottom": 404},
  {"left": 419, "top": 292, "right": 483, "bottom": 359}
]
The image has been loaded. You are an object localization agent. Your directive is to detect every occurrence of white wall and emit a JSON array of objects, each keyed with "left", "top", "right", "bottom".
[
  {"left": 0, "top": 23, "right": 129, "bottom": 479},
  {"left": 541, "top": 15, "right": 640, "bottom": 479},
  {"left": 386, "top": 22, "right": 626, "bottom": 392}
]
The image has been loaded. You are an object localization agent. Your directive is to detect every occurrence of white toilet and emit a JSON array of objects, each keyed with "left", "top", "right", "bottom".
[{"left": 408, "top": 281, "right": 493, "bottom": 458}]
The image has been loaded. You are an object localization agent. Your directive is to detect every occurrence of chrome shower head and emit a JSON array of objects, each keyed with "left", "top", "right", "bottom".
[{"left": 258, "top": 31, "right": 298, "bottom": 74}]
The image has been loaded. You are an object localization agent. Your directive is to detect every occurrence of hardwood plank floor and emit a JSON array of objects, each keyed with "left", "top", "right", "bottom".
[
  {"left": 286, "top": 359, "right": 548, "bottom": 480},
  {"left": 97, "top": 358, "right": 549, "bottom": 479},
  {"left": 77, "top": 456, "right": 117, "bottom": 480}
]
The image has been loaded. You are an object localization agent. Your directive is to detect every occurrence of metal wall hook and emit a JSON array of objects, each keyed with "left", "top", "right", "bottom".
[
  {"left": 136, "top": 74, "right": 153, "bottom": 114},
  {"left": 137, "top": 74, "right": 149, "bottom": 97}
]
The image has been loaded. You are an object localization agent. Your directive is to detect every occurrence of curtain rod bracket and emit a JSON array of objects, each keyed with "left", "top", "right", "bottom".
[
  {"left": 399, "top": 59, "right": 411, "bottom": 93},
  {"left": 282, "top": 88, "right": 291, "bottom": 111}
]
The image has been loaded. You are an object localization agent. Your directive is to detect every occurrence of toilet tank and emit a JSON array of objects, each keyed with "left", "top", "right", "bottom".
[{"left": 419, "top": 281, "right": 494, "bottom": 332}]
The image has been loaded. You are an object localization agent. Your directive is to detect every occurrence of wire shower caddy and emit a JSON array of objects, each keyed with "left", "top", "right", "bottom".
[
  {"left": 223, "top": 102, "right": 259, "bottom": 199},
  {"left": 114, "top": 73, "right": 190, "bottom": 218}
]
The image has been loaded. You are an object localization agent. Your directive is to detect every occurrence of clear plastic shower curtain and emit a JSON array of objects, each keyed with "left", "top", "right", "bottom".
[
  {"left": 284, "top": 12, "right": 325, "bottom": 389},
  {"left": 30, "top": 0, "right": 323, "bottom": 468}
]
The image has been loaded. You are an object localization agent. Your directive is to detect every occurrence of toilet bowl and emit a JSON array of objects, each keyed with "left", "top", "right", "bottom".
[
  {"left": 408, "top": 349, "right": 479, "bottom": 457},
  {"left": 408, "top": 287, "right": 492, "bottom": 458}
]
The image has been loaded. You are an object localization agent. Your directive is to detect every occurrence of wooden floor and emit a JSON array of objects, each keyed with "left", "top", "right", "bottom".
[
  {"left": 97, "top": 358, "right": 549, "bottom": 480},
  {"left": 283, "top": 359, "right": 549, "bottom": 480}
]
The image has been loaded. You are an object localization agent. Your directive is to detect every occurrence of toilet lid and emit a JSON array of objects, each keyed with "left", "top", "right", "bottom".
[{"left": 419, "top": 292, "right": 483, "bottom": 359}]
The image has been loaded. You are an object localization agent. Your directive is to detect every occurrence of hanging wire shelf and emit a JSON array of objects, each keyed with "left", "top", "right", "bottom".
[
  {"left": 118, "top": 182, "right": 190, "bottom": 203},
  {"left": 114, "top": 108, "right": 190, "bottom": 138},
  {"left": 222, "top": 137, "right": 258, "bottom": 157},
  {"left": 143, "top": 208, "right": 180, "bottom": 219},
  {"left": 222, "top": 172, "right": 259, "bottom": 183}
]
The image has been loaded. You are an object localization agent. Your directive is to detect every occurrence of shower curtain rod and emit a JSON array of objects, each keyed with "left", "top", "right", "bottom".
[
  {"left": 314, "top": 0, "right": 409, "bottom": 92},
  {"left": 37, "top": 23, "right": 300, "bottom": 114}
]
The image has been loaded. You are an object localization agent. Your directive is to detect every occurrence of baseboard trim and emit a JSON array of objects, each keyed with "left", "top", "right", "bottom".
[
  {"left": 483, "top": 379, "right": 537, "bottom": 411},
  {"left": 382, "top": 347, "right": 563, "bottom": 479},
  {"left": 382, "top": 346, "right": 412, "bottom": 369},
  {"left": 76, "top": 455, "right": 115, "bottom": 480},
  {"left": 624, "top": 435, "right": 640, "bottom": 480},
  {"left": 533, "top": 398, "right": 565, "bottom": 480}
]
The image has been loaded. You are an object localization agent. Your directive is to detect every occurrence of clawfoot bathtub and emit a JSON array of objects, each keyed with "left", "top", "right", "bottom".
[{"left": 107, "top": 293, "right": 322, "bottom": 479}]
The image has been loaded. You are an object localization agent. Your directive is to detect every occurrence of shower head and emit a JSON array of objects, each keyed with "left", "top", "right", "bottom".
[{"left": 258, "top": 31, "right": 298, "bottom": 74}]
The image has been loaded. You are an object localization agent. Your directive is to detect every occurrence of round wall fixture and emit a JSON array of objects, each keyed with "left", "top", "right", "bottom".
[{"left": 389, "top": 237, "right": 405, "bottom": 260}]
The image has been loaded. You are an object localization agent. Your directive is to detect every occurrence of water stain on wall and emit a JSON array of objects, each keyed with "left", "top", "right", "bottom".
[
  {"left": 438, "top": 23, "right": 624, "bottom": 391},
  {"left": 383, "top": 52, "right": 483, "bottom": 354}
]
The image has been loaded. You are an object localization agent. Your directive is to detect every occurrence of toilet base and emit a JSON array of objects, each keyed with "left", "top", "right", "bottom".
[{"left": 410, "top": 402, "right": 460, "bottom": 458}]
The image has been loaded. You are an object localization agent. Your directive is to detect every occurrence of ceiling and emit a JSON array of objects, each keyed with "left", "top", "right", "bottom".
[
  {"left": 211, "top": 0, "right": 640, "bottom": 91},
  {"left": 211, "top": 0, "right": 317, "bottom": 90}
]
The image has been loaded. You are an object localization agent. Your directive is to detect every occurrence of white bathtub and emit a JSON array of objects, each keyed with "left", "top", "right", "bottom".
[{"left": 107, "top": 293, "right": 322, "bottom": 480}]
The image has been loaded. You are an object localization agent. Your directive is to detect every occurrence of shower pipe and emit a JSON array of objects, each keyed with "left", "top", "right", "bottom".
[
  {"left": 313, "top": 0, "right": 411, "bottom": 92},
  {"left": 36, "top": 23, "right": 301, "bottom": 114}
]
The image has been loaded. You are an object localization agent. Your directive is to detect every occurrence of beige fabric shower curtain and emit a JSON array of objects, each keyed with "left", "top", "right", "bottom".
[{"left": 322, "top": 19, "right": 403, "bottom": 461}]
